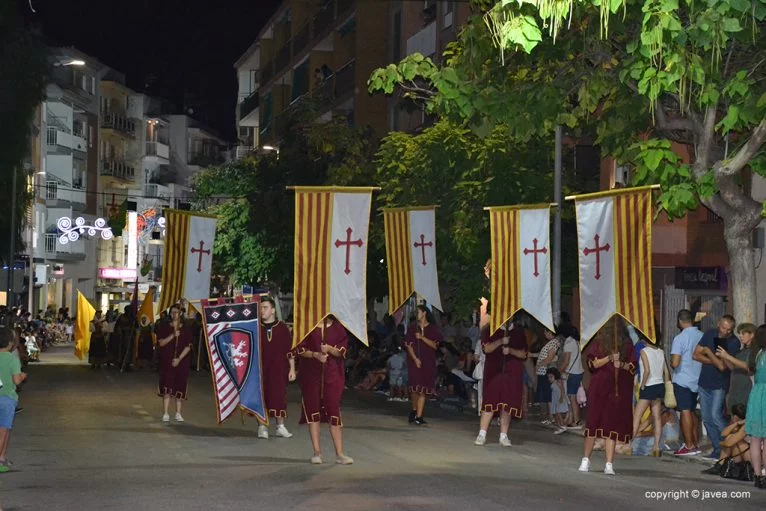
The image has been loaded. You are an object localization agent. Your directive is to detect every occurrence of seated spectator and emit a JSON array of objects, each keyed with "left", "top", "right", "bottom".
[
  {"left": 386, "top": 344, "right": 408, "bottom": 402},
  {"left": 702, "top": 404, "right": 751, "bottom": 475},
  {"left": 632, "top": 407, "right": 682, "bottom": 455}
]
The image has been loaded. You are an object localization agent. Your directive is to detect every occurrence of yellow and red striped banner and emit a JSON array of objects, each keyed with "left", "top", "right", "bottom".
[
  {"left": 293, "top": 190, "right": 333, "bottom": 347},
  {"left": 489, "top": 208, "right": 520, "bottom": 336},
  {"left": 158, "top": 210, "right": 191, "bottom": 313},
  {"left": 383, "top": 209, "right": 414, "bottom": 314}
]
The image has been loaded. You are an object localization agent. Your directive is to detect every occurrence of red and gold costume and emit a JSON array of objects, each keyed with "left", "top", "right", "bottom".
[
  {"left": 260, "top": 320, "right": 292, "bottom": 418},
  {"left": 405, "top": 323, "right": 443, "bottom": 395},
  {"left": 481, "top": 326, "right": 526, "bottom": 417},
  {"left": 157, "top": 322, "right": 193, "bottom": 399}
]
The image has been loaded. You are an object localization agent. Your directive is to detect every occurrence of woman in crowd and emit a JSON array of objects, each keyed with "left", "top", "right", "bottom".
[
  {"left": 702, "top": 404, "right": 751, "bottom": 475},
  {"left": 632, "top": 337, "right": 669, "bottom": 457},
  {"left": 156, "top": 304, "right": 193, "bottom": 423},
  {"left": 578, "top": 317, "right": 636, "bottom": 476},
  {"left": 405, "top": 304, "right": 443, "bottom": 426},
  {"left": 717, "top": 323, "right": 756, "bottom": 408},
  {"left": 535, "top": 328, "right": 561, "bottom": 425},
  {"left": 746, "top": 325, "right": 766, "bottom": 489}
]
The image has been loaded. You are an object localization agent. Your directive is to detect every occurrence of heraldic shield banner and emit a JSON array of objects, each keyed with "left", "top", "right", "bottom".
[{"left": 202, "top": 301, "right": 267, "bottom": 423}]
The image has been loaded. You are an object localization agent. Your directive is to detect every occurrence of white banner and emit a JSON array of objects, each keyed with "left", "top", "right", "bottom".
[
  {"left": 329, "top": 192, "right": 371, "bottom": 344},
  {"left": 519, "top": 208, "right": 554, "bottom": 332},
  {"left": 184, "top": 216, "right": 217, "bottom": 300},
  {"left": 576, "top": 198, "right": 617, "bottom": 341},
  {"left": 408, "top": 209, "right": 442, "bottom": 311}
]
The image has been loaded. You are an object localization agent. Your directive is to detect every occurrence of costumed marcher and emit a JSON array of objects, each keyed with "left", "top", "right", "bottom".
[
  {"left": 256, "top": 297, "right": 296, "bottom": 440},
  {"left": 135, "top": 318, "right": 155, "bottom": 371},
  {"left": 578, "top": 317, "right": 637, "bottom": 476},
  {"left": 88, "top": 311, "right": 108, "bottom": 368},
  {"left": 109, "top": 305, "right": 135, "bottom": 371},
  {"left": 156, "top": 304, "right": 193, "bottom": 423},
  {"left": 405, "top": 304, "right": 443, "bottom": 426},
  {"left": 294, "top": 316, "right": 353, "bottom": 465},
  {"left": 474, "top": 316, "right": 527, "bottom": 447}
]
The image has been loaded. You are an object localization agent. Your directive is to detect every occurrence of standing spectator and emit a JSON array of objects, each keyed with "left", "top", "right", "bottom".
[
  {"left": 694, "top": 314, "right": 738, "bottom": 459},
  {"left": 578, "top": 317, "right": 636, "bottom": 476},
  {"left": 557, "top": 323, "right": 584, "bottom": 428},
  {"left": 716, "top": 323, "right": 756, "bottom": 409},
  {"left": 88, "top": 311, "right": 108, "bottom": 369},
  {"left": 671, "top": 309, "right": 704, "bottom": 456},
  {"left": 386, "top": 344, "right": 408, "bottom": 402},
  {"left": 746, "top": 325, "right": 766, "bottom": 489},
  {"left": 535, "top": 328, "right": 561, "bottom": 425},
  {"left": 547, "top": 367, "right": 569, "bottom": 435},
  {"left": 440, "top": 313, "right": 457, "bottom": 342},
  {"left": 632, "top": 339, "right": 670, "bottom": 456},
  {"left": 0, "top": 327, "right": 27, "bottom": 472}
]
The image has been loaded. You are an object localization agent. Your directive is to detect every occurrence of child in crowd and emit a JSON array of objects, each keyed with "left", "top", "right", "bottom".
[
  {"left": 386, "top": 345, "right": 408, "bottom": 402},
  {"left": 547, "top": 367, "right": 569, "bottom": 435},
  {"left": 0, "top": 327, "right": 27, "bottom": 472}
]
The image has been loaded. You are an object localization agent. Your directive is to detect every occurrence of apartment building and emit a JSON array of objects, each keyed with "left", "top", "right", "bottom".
[
  {"left": 234, "top": 0, "right": 391, "bottom": 151},
  {"left": 26, "top": 47, "right": 107, "bottom": 314}
]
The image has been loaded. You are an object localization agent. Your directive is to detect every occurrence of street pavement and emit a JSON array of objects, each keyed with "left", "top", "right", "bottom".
[{"left": 1, "top": 345, "right": 763, "bottom": 510}]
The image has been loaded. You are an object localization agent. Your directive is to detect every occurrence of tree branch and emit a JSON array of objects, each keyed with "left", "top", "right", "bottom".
[
  {"left": 694, "top": 106, "right": 718, "bottom": 175},
  {"left": 654, "top": 100, "right": 697, "bottom": 132},
  {"left": 717, "top": 117, "right": 766, "bottom": 177}
]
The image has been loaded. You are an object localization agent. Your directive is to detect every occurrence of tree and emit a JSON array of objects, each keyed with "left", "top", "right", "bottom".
[
  {"left": 192, "top": 100, "right": 380, "bottom": 295},
  {"left": 370, "top": 0, "right": 766, "bottom": 323},
  {"left": 0, "top": 2, "right": 47, "bottom": 259}
]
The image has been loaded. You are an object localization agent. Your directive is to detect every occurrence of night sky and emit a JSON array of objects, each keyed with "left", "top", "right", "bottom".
[{"left": 23, "top": 0, "right": 281, "bottom": 140}]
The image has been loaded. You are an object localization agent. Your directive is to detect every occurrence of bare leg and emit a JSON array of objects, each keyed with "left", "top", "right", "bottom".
[
  {"left": 583, "top": 436, "right": 596, "bottom": 458},
  {"left": 175, "top": 399, "right": 183, "bottom": 415},
  {"left": 308, "top": 422, "right": 322, "bottom": 456},
  {"left": 605, "top": 438, "right": 617, "bottom": 464},
  {"left": 277, "top": 417, "right": 285, "bottom": 427},
  {"left": 0, "top": 428, "right": 9, "bottom": 461},
  {"left": 163, "top": 395, "right": 171, "bottom": 415},
  {"left": 569, "top": 395, "right": 581, "bottom": 424},
  {"left": 416, "top": 393, "right": 426, "bottom": 418},
  {"left": 680, "top": 410, "right": 696, "bottom": 448},
  {"left": 329, "top": 425, "right": 344, "bottom": 457},
  {"left": 410, "top": 391, "right": 417, "bottom": 413},
  {"left": 651, "top": 400, "right": 662, "bottom": 451},
  {"left": 632, "top": 399, "right": 650, "bottom": 439},
  {"left": 500, "top": 411, "right": 511, "bottom": 436},
  {"left": 479, "top": 411, "right": 494, "bottom": 432},
  {"left": 751, "top": 437, "right": 764, "bottom": 477}
]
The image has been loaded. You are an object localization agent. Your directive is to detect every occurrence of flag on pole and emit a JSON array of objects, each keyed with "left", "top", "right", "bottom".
[
  {"left": 137, "top": 287, "right": 155, "bottom": 327},
  {"left": 74, "top": 290, "right": 96, "bottom": 360},
  {"left": 292, "top": 186, "right": 374, "bottom": 347},
  {"left": 158, "top": 209, "right": 218, "bottom": 313},
  {"left": 383, "top": 206, "right": 443, "bottom": 314},
  {"left": 487, "top": 205, "right": 554, "bottom": 335},
  {"left": 202, "top": 300, "right": 266, "bottom": 423},
  {"left": 573, "top": 186, "right": 656, "bottom": 343}
]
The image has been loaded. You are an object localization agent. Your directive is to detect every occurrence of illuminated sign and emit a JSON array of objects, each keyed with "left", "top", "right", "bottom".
[
  {"left": 57, "top": 217, "right": 113, "bottom": 244},
  {"left": 99, "top": 268, "right": 137, "bottom": 280}
]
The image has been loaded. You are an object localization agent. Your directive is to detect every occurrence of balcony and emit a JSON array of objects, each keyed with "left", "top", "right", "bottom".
[
  {"left": 275, "top": 42, "right": 291, "bottom": 73},
  {"left": 145, "top": 141, "right": 170, "bottom": 160},
  {"left": 101, "top": 112, "right": 136, "bottom": 138},
  {"left": 101, "top": 159, "right": 136, "bottom": 181},
  {"left": 46, "top": 127, "right": 72, "bottom": 154},
  {"left": 145, "top": 183, "right": 171, "bottom": 201},
  {"left": 239, "top": 91, "right": 260, "bottom": 123},
  {"left": 45, "top": 180, "right": 86, "bottom": 210},
  {"left": 44, "top": 233, "right": 86, "bottom": 261},
  {"left": 293, "top": 23, "right": 311, "bottom": 56}
]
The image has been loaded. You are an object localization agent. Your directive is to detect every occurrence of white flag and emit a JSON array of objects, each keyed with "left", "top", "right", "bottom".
[
  {"left": 329, "top": 192, "right": 371, "bottom": 344},
  {"left": 408, "top": 209, "right": 442, "bottom": 311},
  {"left": 184, "top": 216, "right": 217, "bottom": 301},
  {"left": 518, "top": 208, "right": 554, "bottom": 332}
]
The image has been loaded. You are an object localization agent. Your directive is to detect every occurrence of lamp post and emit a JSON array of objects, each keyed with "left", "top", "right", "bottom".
[{"left": 6, "top": 167, "right": 17, "bottom": 307}]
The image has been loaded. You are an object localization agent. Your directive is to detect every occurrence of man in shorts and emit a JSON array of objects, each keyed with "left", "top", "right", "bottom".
[{"left": 671, "top": 309, "right": 703, "bottom": 456}]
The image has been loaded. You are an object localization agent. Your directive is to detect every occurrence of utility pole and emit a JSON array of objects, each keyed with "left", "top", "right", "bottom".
[
  {"left": 6, "top": 167, "right": 18, "bottom": 307},
  {"left": 552, "top": 126, "right": 562, "bottom": 325}
]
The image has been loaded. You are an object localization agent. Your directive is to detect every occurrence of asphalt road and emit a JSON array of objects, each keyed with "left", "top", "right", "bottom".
[{"left": 1, "top": 345, "right": 763, "bottom": 510}]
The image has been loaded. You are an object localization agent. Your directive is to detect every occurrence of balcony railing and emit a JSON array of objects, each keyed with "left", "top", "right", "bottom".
[
  {"left": 239, "top": 91, "right": 260, "bottom": 120},
  {"left": 100, "top": 159, "right": 136, "bottom": 181},
  {"left": 44, "top": 233, "right": 85, "bottom": 260},
  {"left": 101, "top": 112, "right": 136, "bottom": 137},
  {"left": 188, "top": 153, "right": 225, "bottom": 167},
  {"left": 235, "top": 145, "right": 254, "bottom": 159},
  {"left": 145, "top": 183, "right": 171, "bottom": 201},
  {"left": 145, "top": 141, "right": 170, "bottom": 159},
  {"left": 45, "top": 180, "right": 86, "bottom": 207}
]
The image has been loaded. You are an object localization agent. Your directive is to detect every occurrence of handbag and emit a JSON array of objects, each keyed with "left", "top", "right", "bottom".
[
  {"left": 663, "top": 381, "right": 677, "bottom": 409},
  {"left": 576, "top": 382, "right": 587, "bottom": 407},
  {"left": 722, "top": 459, "right": 755, "bottom": 481}
]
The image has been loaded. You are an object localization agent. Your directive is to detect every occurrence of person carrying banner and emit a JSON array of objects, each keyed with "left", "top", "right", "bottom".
[
  {"left": 88, "top": 311, "right": 108, "bottom": 369},
  {"left": 578, "top": 317, "right": 637, "bottom": 476},
  {"left": 474, "top": 316, "right": 528, "bottom": 447},
  {"left": 294, "top": 316, "right": 353, "bottom": 465},
  {"left": 405, "top": 304, "right": 443, "bottom": 426},
  {"left": 157, "top": 304, "right": 193, "bottom": 423},
  {"left": 256, "top": 297, "right": 296, "bottom": 440}
]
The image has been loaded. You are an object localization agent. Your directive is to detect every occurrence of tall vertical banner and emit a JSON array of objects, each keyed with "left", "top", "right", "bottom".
[
  {"left": 487, "top": 205, "right": 554, "bottom": 335},
  {"left": 202, "top": 299, "right": 266, "bottom": 423},
  {"left": 292, "top": 187, "right": 374, "bottom": 347},
  {"left": 573, "top": 186, "right": 656, "bottom": 343},
  {"left": 158, "top": 210, "right": 218, "bottom": 312},
  {"left": 74, "top": 290, "right": 96, "bottom": 360},
  {"left": 383, "top": 206, "right": 443, "bottom": 314}
]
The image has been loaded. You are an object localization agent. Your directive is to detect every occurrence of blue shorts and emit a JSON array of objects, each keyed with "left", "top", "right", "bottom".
[
  {"left": 566, "top": 373, "right": 583, "bottom": 395},
  {"left": 673, "top": 383, "right": 698, "bottom": 411},
  {"left": 639, "top": 383, "right": 664, "bottom": 401},
  {"left": 0, "top": 396, "right": 17, "bottom": 429}
]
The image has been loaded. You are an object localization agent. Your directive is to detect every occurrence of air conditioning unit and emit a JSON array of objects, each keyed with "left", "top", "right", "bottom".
[{"left": 614, "top": 165, "right": 631, "bottom": 186}]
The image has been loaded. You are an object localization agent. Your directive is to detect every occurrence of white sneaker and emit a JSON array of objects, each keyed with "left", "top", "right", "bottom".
[
  {"left": 554, "top": 427, "right": 567, "bottom": 435},
  {"left": 336, "top": 455, "right": 354, "bottom": 465},
  {"left": 499, "top": 436, "right": 512, "bottom": 447},
  {"left": 161, "top": 413, "right": 170, "bottom": 423},
  {"left": 311, "top": 455, "right": 323, "bottom": 465},
  {"left": 578, "top": 457, "right": 590, "bottom": 472},
  {"left": 257, "top": 425, "right": 269, "bottom": 439},
  {"left": 604, "top": 462, "right": 615, "bottom": 475},
  {"left": 174, "top": 413, "right": 184, "bottom": 423},
  {"left": 474, "top": 434, "right": 487, "bottom": 446},
  {"left": 275, "top": 425, "right": 293, "bottom": 438}
]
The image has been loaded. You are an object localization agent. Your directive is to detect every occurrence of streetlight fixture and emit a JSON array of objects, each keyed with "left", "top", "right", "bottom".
[
  {"left": 262, "top": 145, "right": 279, "bottom": 156},
  {"left": 53, "top": 59, "right": 86, "bottom": 67}
]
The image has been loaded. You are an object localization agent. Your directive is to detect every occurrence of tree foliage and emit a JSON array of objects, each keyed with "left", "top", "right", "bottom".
[
  {"left": 0, "top": 2, "right": 47, "bottom": 259},
  {"left": 370, "top": 0, "right": 766, "bottom": 321}
]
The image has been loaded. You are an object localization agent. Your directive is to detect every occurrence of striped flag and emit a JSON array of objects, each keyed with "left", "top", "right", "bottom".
[
  {"left": 158, "top": 210, "right": 217, "bottom": 312},
  {"left": 573, "top": 186, "right": 656, "bottom": 343},
  {"left": 292, "top": 187, "right": 374, "bottom": 347},
  {"left": 487, "top": 205, "right": 554, "bottom": 335},
  {"left": 383, "top": 207, "right": 442, "bottom": 314}
]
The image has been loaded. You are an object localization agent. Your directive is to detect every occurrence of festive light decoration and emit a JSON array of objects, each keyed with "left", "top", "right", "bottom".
[{"left": 57, "top": 217, "right": 113, "bottom": 244}]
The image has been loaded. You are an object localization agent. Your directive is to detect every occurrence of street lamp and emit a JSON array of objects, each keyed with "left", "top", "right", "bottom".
[
  {"left": 53, "top": 59, "right": 85, "bottom": 67},
  {"left": 262, "top": 145, "right": 280, "bottom": 158}
]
